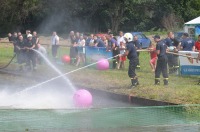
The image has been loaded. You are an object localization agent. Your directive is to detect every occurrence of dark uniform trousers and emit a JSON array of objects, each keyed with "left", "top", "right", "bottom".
[
  {"left": 128, "top": 58, "right": 139, "bottom": 85},
  {"left": 52, "top": 45, "right": 59, "bottom": 58},
  {"left": 26, "top": 50, "right": 36, "bottom": 68},
  {"left": 155, "top": 56, "right": 168, "bottom": 85},
  {"left": 167, "top": 54, "right": 179, "bottom": 73}
]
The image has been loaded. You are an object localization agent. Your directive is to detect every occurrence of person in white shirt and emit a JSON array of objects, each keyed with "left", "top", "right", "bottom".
[
  {"left": 78, "top": 35, "right": 86, "bottom": 65},
  {"left": 51, "top": 31, "right": 59, "bottom": 60},
  {"left": 117, "top": 31, "right": 126, "bottom": 46}
]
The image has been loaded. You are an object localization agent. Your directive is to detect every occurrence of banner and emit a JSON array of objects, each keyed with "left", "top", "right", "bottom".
[
  {"left": 179, "top": 51, "right": 200, "bottom": 75},
  {"left": 85, "top": 47, "right": 113, "bottom": 68}
]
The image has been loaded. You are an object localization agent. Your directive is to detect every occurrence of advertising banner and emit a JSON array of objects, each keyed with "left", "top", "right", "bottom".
[
  {"left": 179, "top": 51, "right": 200, "bottom": 75},
  {"left": 85, "top": 47, "right": 113, "bottom": 68}
]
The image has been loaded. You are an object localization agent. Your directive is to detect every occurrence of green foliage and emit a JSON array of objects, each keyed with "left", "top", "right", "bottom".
[{"left": 0, "top": 0, "right": 200, "bottom": 34}]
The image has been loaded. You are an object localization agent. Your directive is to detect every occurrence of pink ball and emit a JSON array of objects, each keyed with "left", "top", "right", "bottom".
[
  {"left": 73, "top": 89, "right": 93, "bottom": 108},
  {"left": 96, "top": 58, "right": 109, "bottom": 70},
  {"left": 62, "top": 55, "right": 70, "bottom": 64}
]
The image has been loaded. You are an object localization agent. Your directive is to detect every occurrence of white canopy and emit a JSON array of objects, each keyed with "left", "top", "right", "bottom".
[{"left": 185, "top": 16, "right": 200, "bottom": 25}]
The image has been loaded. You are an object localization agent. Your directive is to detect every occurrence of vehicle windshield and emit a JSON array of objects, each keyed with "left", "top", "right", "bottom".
[{"left": 174, "top": 32, "right": 183, "bottom": 38}]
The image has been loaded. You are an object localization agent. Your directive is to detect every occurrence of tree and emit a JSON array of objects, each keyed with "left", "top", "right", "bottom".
[{"left": 0, "top": 0, "right": 41, "bottom": 33}]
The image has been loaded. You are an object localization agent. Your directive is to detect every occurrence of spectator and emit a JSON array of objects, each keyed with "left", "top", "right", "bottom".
[
  {"left": 78, "top": 35, "right": 86, "bottom": 65},
  {"left": 133, "top": 35, "right": 142, "bottom": 69},
  {"left": 17, "top": 32, "right": 22, "bottom": 37},
  {"left": 148, "top": 43, "right": 157, "bottom": 72},
  {"left": 75, "top": 32, "right": 80, "bottom": 45},
  {"left": 94, "top": 36, "right": 106, "bottom": 47},
  {"left": 117, "top": 41, "right": 126, "bottom": 69},
  {"left": 70, "top": 40, "right": 80, "bottom": 66},
  {"left": 84, "top": 34, "right": 89, "bottom": 46},
  {"left": 89, "top": 34, "right": 94, "bottom": 46},
  {"left": 69, "top": 31, "right": 76, "bottom": 44},
  {"left": 117, "top": 31, "right": 125, "bottom": 46},
  {"left": 8, "top": 33, "right": 13, "bottom": 42},
  {"left": 102, "top": 35, "right": 108, "bottom": 47},
  {"left": 109, "top": 33, "right": 119, "bottom": 69},
  {"left": 195, "top": 35, "right": 200, "bottom": 51},
  {"left": 51, "top": 31, "right": 59, "bottom": 60},
  {"left": 181, "top": 33, "right": 195, "bottom": 51}
]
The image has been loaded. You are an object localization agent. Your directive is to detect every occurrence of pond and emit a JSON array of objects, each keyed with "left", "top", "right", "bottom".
[{"left": 0, "top": 71, "right": 200, "bottom": 131}]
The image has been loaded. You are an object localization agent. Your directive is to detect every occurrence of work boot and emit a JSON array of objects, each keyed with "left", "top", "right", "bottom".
[
  {"left": 155, "top": 79, "right": 160, "bottom": 85},
  {"left": 164, "top": 79, "right": 168, "bottom": 85},
  {"left": 129, "top": 79, "right": 137, "bottom": 89}
]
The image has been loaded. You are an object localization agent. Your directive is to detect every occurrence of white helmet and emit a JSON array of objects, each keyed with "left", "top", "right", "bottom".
[
  {"left": 124, "top": 33, "right": 133, "bottom": 42},
  {"left": 27, "top": 34, "right": 32, "bottom": 38}
]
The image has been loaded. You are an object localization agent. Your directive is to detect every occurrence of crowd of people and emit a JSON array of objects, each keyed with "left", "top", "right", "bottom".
[
  {"left": 66, "top": 30, "right": 141, "bottom": 69},
  {"left": 7, "top": 30, "right": 200, "bottom": 86}
]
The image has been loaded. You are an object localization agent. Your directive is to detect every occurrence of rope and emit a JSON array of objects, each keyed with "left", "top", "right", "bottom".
[{"left": 0, "top": 54, "right": 16, "bottom": 69}]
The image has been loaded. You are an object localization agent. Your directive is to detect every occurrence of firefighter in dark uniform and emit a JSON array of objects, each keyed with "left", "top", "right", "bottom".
[
  {"left": 154, "top": 35, "right": 169, "bottom": 85},
  {"left": 24, "top": 34, "right": 37, "bottom": 71},
  {"left": 15, "top": 35, "right": 26, "bottom": 70},
  {"left": 165, "top": 32, "right": 180, "bottom": 74},
  {"left": 170, "top": 33, "right": 180, "bottom": 74},
  {"left": 121, "top": 33, "right": 139, "bottom": 88}
]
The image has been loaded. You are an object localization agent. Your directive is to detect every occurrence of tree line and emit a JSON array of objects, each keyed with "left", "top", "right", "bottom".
[{"left": 0, "top": 0, "right": 200, "bottom": 35}]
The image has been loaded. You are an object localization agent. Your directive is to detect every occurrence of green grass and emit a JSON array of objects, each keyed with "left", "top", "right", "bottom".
[{"left": 0, "top": 42, "right": 200, "bottom": 104}]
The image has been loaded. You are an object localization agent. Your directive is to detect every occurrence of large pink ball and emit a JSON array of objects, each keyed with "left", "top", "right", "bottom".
[
  {"left": 73, "top": 89, "right": 93, "bottom": 108},
  {"left": 96, "top": 59, "right": 109, "bottom": 70}
]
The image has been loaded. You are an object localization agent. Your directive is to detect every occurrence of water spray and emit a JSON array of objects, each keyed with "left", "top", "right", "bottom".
[
  {"left": 15, "top": 53, "right": 119, "bottom": 95},
  {"left": 32, "top": 49, "right": 76, "bottom": 92}
]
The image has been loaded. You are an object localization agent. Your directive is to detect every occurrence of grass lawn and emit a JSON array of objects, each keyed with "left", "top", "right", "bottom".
[{"left": 0, "top": 41, "right": 199, "bottom": 105}]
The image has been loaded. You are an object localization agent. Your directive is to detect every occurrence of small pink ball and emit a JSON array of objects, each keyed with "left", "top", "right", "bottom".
[
  {"left": 62, "top": 55, "right": 71, "bottom": 64},
  {"left": 73, "top": 89, "right": 93, "bottom": 108},
  {"left": 96, "top": 58, "right": 109, "bottom": 70}
]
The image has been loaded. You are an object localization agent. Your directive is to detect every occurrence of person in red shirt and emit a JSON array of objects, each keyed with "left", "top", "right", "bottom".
[
  {"left": 195, "top": 35, "right": 200, "bottom": 85},
  {"left": 148, "top": 43, "right": 157, "bottom": 72},
  {"left": 195, "top": 35, "right": 200, "bottom": 51}
]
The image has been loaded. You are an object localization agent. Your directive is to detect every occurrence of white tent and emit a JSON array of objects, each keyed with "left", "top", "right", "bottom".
[
  {"left": 184, "top": 16, "right": 200, "bottom": 38},
  {"left": 185, "top": 16, "right": 200, "bottom": 25}
]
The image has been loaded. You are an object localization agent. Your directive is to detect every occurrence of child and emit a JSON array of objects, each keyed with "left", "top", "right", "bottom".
[
  {"left": 148, "top": 43, "right": 157, "bottom": 72},
  {"left": 117, "top": 41, "right": 126, "bottom": 69}
]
